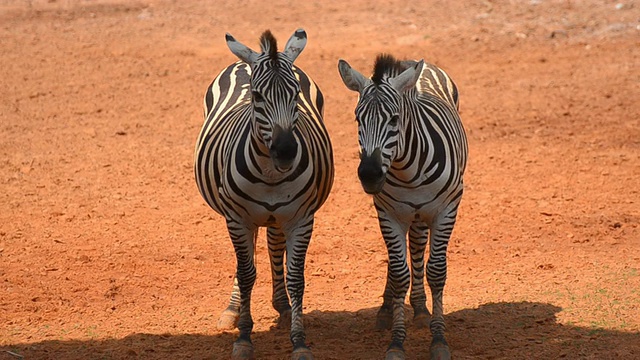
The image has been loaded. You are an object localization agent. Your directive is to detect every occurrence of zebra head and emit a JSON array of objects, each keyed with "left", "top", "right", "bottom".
[
  {"left": 226, "top": 29, "right": 307, "bottom": 172},
  {"left": 338, "top": 55, "right": 424, "bottom": 194}
]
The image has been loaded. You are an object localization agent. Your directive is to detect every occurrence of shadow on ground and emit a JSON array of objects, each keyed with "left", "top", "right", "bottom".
[{"left": 2, "top": 302, "right": 638, "bottom": 360}]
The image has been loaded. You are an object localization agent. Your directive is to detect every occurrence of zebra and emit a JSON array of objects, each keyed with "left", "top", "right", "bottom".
[
  {"left": 338, "top": 54, "right": 467, "bottom": 360},
  {"left": 194, "top": 29, "right": 334, "bottom": 360}
]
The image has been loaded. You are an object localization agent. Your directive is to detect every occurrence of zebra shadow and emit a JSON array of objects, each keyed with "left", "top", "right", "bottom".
[
  {"left": 1, "top": 302, "right": 638, "bottom": 359},
  {"left": 301, "top": 301, "right": 640, "bottom": 359}
]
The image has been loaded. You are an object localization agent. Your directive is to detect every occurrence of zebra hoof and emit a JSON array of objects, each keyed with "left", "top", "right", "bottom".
[
  {"left": 430, "top": 342, "right": 451, "bottom": 360},
  {"left": 413, "top": 312, "right": 430, "bottom": 329},
  {"left": 277, "top": 308, "right": 292, "bottom": 329},
  {"left": 291, "top": 347, "right": 314, "bottom": 360},
  {"left": 217, "top": 309, "right": 239, "bottom": 330},
  {"left": 232, "top": 340, "right": 255, "bottom": 360},
  {"left": 385, "top": 348, "right": 406, "bottom": 360},
  {"left": 375, "top": 307, "right": 393, "bottom": 330}
]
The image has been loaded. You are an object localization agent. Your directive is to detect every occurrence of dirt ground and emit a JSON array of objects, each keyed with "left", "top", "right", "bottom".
[{"left": 1, "top": 0, "right": 639, "bottom": 359}]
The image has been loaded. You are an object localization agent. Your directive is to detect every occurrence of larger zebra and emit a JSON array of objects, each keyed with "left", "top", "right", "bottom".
[
  {"left": 338, "top": 54, "right": 467, "bottom": 360},
  {"left": 194, "top": 29, "right": 334, "bottom": 360}
]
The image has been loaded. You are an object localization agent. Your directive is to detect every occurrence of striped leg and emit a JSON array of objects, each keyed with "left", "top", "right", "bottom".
[
  {"left": 377, "top": 213, "right": 411, "bottom": 360},
  {"left": 217, "top": 274, "right": 241, "bottom": 330},
  {"left": 227, "top": 219, "right": 258, "bottom": 360},
  {"left": 218, "top": 231, "right": 258, "bottom": 330},
  {"left": 377, "top": 222, "right": 431, "bottom": 331},
  {"left": 376, "top": 262, "right": 394, "bottom": 330},
  {"left": 427, "top": 204, "right": 460, "bottom": 360},
  {"left": 409, "top": 222, "right": 430, "bottom": 328},
  {"left": 284, "top": 216, "right": 315, "bottom": 359},
  {"left": 267, "top": 226, "right": 292, "bottom": 328}
]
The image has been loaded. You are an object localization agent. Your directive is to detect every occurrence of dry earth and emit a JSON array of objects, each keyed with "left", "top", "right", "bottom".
[{"left": 1, "top": 0, "right": 639, "bottom": 359}]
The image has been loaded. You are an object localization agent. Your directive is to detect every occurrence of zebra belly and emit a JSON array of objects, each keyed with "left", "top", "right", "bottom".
[
  {"left": 376, "top": 182, "right": 462, "bottom": 225},
  {"left": 218, "top": 167, "right": 317, "bottom": 228}
]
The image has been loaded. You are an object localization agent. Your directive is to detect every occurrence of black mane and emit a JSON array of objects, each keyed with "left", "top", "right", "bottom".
[
  {"left": 372, "top": 54, "right": 409, "bottom": 85},
  {"left": 259, "top": 30, "right": 278, "bottom": 59}
]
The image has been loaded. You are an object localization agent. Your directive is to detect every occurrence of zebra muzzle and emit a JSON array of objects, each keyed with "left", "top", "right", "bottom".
[
  {"left": 358, "top": 149, "right": 386, "bottom": 194},
  {"left": 270, "top": 126, "right": 298, "bottom": 171}
]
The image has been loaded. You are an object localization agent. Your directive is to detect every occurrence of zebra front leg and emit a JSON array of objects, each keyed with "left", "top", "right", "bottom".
[
  {"left": 426, "top": 207, "right": 459, "bottom": 360},
  {"left": 228, "top": 221, "right": 258, "bottom": 360},
  {"left": 284, "top": 217, "right": 315, "bottom": 359},
  {"left": 378, "top": 224, "right": 426, "bottom": 331},
  {"left": 267, "top": 226, "right": 291, "bottom": 329},
  {"left": 219, "top": 230, "right": 258, "bottom": 330},
  {"left": 380, "top": 217, "right": 411, "bottom": 360},
  {"left": 217, "top": 274, "right": 241, "bottom": 330},
  {"left": 384, "top": 261, "right": 411, "bottom": 360},
  {"left": 409, "top": 222, "right": 430, "bottom": 328},
  {"left": 375, "top": 264, "right": 394, "bottom": 330}
]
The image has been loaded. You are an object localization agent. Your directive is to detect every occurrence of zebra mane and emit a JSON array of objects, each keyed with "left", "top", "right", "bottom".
[
  {"left": 259, "top": 30, "right": 278, "bottom": 60},
  {"left": 372, "top": 54, "right": 409, "bottom": 85}
]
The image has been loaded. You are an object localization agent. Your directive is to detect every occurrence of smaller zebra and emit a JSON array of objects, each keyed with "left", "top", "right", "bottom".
[{"left": 338, "top": 54, "right": 467, "bottom": 360}]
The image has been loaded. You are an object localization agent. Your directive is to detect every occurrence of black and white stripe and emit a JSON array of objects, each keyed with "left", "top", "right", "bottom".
[
  {"left": 195, "top": 29, "right": 333, "bottom": 359},
  {"left": 339, "top": 54, "right": 467, "bottom": 360}
]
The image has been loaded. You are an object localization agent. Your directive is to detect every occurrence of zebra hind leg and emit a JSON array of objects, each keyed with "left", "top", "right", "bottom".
[
  {"left": 409, "top": 222, "right": 430, "bottom": 329},
  {"left": 267, "top": 226, "right": 292, "bottom": 329}
]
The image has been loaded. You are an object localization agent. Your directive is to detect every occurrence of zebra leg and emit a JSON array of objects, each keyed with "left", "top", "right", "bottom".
[
  {"left": 379, "top": 215, "right": 411, "bottom": 360},
  {"left": 227, "top": 221, "right": 258, "bottom": 360},
  {"left": 219, "top": 230, "right": 258, "bottom": 330},
  {"left": 378, "top": 224, "right": 428, "bottom": 332},
  {"left": 284, "top": 216, "right": 315, "bottom": 359},
  {"left": 376, "top": 264, "right": 394, "bottom": 330},
  {"left": 267, "top": 226, "right": 291, "bottom": 328},
  {"left": 427, "top": 205, "right": 460, "bottom": 360},
  {"left": 217, "top": 274, "right": 241, "bottom": 330},
  {"left": 409, "top": 222, "right": 430, "bottom": 329}
]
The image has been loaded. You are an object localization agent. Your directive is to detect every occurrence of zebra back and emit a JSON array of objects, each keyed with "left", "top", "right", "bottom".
[
  {"left": 412, "top": 61, "right": 467, "bottom": 177},
  {"left": 413, "top": 61, "right": 459, "bottom": 111}
]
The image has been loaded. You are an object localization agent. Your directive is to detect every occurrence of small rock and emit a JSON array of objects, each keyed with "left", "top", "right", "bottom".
[{"left": 550, "top": 30, "right": 568, "bottom": 38}]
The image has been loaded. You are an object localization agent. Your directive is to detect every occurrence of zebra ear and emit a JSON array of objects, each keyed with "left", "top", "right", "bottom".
[
  {"left": 283, "top": 29, "right": 307, "bottom": 62},
  {"left": 338, "top": 59, "right": 368, "bottom": 93},
  {"left": 390, "top": 59, "right": 424, "bottom": 93},
  {"left": 226, "top": 33, "right": 259, "bottom": 65}
]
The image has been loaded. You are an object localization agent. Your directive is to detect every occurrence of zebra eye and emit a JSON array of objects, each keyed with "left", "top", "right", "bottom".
[
  {"left": 252, "top": 91, "right": 265, "bottom": 103},
  {"left": 389, "top": 115, "right": 399, "bottom": 127}
]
